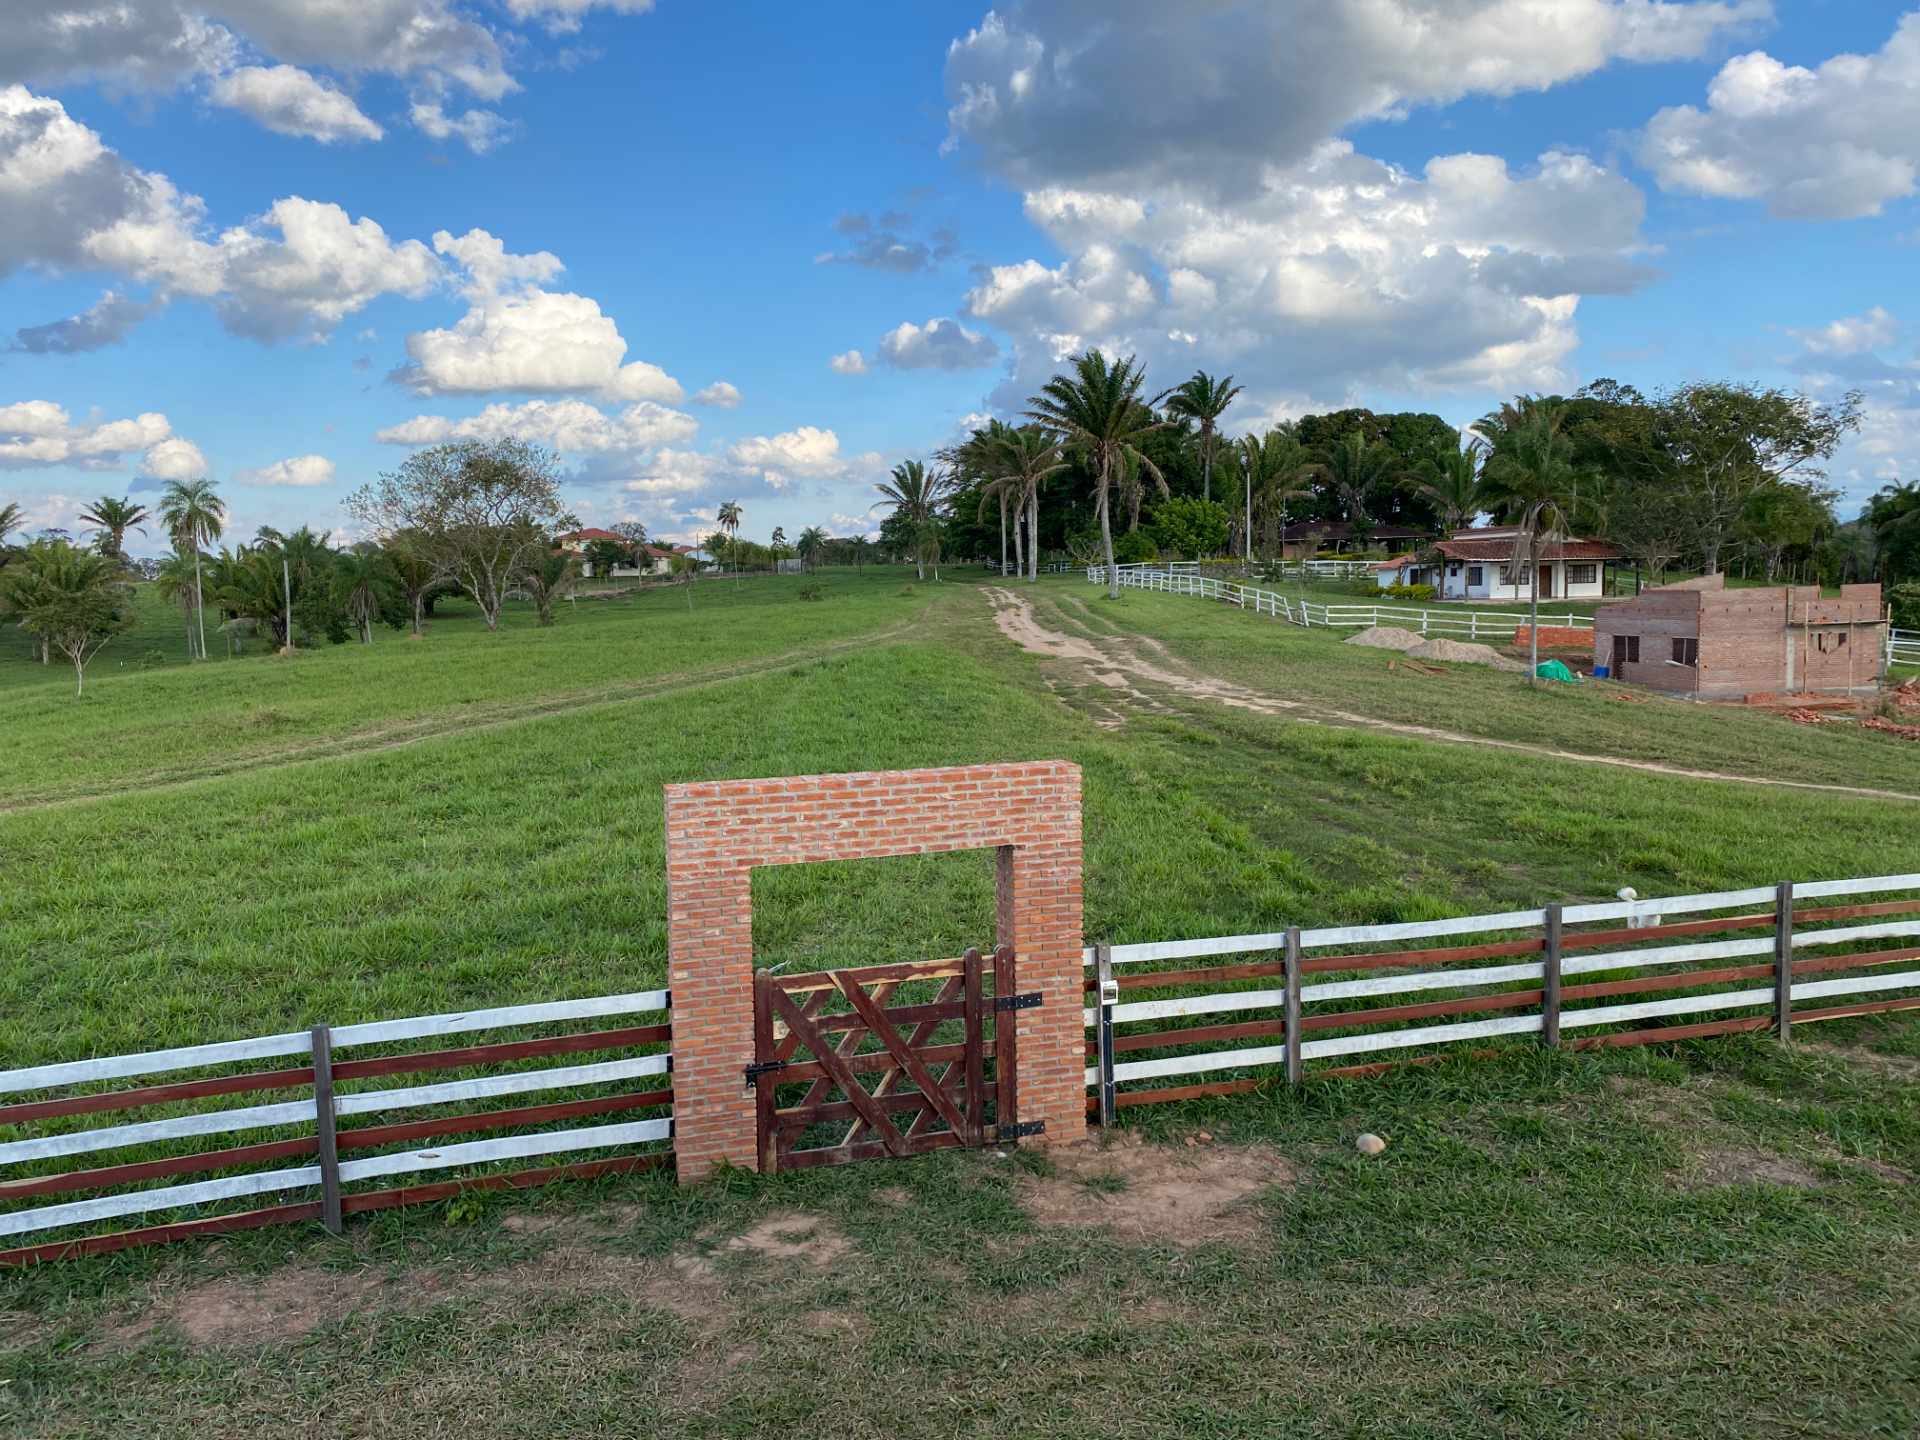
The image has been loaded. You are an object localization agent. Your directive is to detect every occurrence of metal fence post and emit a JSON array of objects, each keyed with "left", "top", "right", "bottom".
[
  {"left": 1774, "top": 881, "right": 1795, "bottom": 1040},
  {"left": 1283, "top": 927, "right": 1303, "bottom": 1086},
  {"left": 310, "top": 1023, "right": 343, "bottom": 1236},
  {"left": 1095, "top": 944, "right": 1117, "bottom": 1128},
  {"left": 1541, "top": 905, "right": 1563, "bottom": 1048}
]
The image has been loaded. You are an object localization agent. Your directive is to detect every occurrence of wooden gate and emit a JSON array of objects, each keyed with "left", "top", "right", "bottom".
[{"left": 745, "top": 945, "right": 1039, "bottom": 1171}]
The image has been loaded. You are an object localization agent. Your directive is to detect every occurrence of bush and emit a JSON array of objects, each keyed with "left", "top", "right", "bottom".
[
  {"left": 1112, "top": 530, "right": 1160, "bottom": 565},
  {"left": 1386, "top": 583, "right": 1437, "bottom": 601},
  {"left": 1890, "top": 582, "right": 1920, "bottom": 631},
  {"left": 797, "top": 583, "right": 828, "bottom": 602},
  {"left": 1147, "top": 496, "right": 1230, "bottom": 559}
]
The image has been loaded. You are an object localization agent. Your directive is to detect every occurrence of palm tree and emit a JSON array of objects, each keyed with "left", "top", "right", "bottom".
[
  {"left": 80, "top": 496, "right": 149, "bottom": 562},
  {"left": 333, "top": 545, "right": 394, "bottom": 643},
  {"left": 1025, "top": 351, "right": 1169, "bottom": 599},
  {"left": 1407, "top": 437, "right": 1489, "bottom": 535},
  {"left": 157, "top": 479, "right": 225, "bottom": 660},
  {"left": 1479, "top": 402, "right": 1592, "bottom": 686},
  {"left": 848, "top": 534, "right": 871, "bottom": 572},
  {"left": 872, "top": 460, "right": 954, "bottom": 581},
  {"left": 947, "top": 420, "right": 1017, "bottom": 576},
  {"left": 1237, "top": 429, "right": 1317, "bottom": 563},
  {"left": 1303, "top": 432, "right": 1404, "bottom": 548},
  {"left": 796, "top": 525, "right": 828, "bottom": 572},
  {"left": 1164, "top": 371, "right": 1243, "bottom": 505},
  {"left": 153, "top": 550, "right": 201, "bottom": 656},
  {"left": 0, "top": 539, "right": 132, "bottom": 694},
  {"left": 988, "top": 425, "right": 1068, "bottom": 583},
  {"left": 0, "top": 501, "right": 22, "bottom": 548},
  {"left": 716, "top": 500, "right": 742, "bottom": 579}
]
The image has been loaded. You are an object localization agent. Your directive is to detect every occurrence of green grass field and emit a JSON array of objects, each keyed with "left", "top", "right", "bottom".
[{"left": 4, "top": 564, "right": 1919, "bottom": 1438}]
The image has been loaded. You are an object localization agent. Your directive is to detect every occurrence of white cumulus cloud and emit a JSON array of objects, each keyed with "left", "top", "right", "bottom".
[
  {"left": 410, "top": 101, "right": 514, "bottom": 154},
  {"left": 0, "top": 400, "right": 198, "bottom": 475},
  {"left": 236, "top": 453, "right": 337, "bottom": 487},
  {"left": 693, "top": 381, "right": 742, "bottom": 408},
  {"left": 210, "top": 65, "right": 383, "bottom": 144},
  {"left": 375, "top": 397, "right": 698, "bottom": 452},
  {"left": 876, "top": 317, "right": 1001, "bottom": 370},
  {"left": 1638, "top": 15, "right": 1920, "bottom": 219},
  {"left": 830, "top": 349, "right": 868, "bottom": 375}
]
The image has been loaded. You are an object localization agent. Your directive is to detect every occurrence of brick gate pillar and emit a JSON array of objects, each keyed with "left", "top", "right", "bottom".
[{"left": 662, "top": 762, "right": 1085, "bottom": 1183}]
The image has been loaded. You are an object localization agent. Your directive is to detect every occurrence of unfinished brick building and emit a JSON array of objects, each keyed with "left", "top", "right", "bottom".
[{"left": 1592, "top": 575, "right": 1887, "bottom": 701}]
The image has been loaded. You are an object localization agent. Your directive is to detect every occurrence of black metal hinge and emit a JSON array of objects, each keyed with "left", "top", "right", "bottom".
[
  {"left": 743, "top": 1059, "right": 786, "bottom": 1089},
  {"left": 997, "top": 1120, "right": 1046, "bottom": 1140},
  {"left": 993, "top": 992, "right": 1043, "bottom": 1012}
]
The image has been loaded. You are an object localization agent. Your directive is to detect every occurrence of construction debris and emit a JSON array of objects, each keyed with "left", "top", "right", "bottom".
[
  {"left": 1387, "top": 657, "right": 1448, "bottom": 677},
  {"left": 1862, "top": 715, "right": 1920, "bottom": 741},
  {"left": 1783, "top": 708, "right": 1838, "bottom": 726}
]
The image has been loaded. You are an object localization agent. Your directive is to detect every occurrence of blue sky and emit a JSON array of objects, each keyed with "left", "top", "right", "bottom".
[{"left": 4, "top": 1, "right": 1917, "bottom": 553}]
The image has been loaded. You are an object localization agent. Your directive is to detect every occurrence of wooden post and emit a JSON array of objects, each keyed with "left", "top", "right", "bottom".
[
  {"left": 1095, "top": 943, "right": 1117, "bottom": 1129},
  {"left": 1283, "top": 927, "right": 1303, "bottom": 1087},
  {"left": 1774, "top": 881, "right": 1795, "bottom": 1041},
  {"left": 962, "top": 948, "right": 986, "bottom": 1147},
  {"left": 752, "top": 970, "right": 778, "bottom": 1173},
  {"left": 994, "top": 944, "right": 1020, "bottom": 1142},
  {"left": 310, "top": 1024, "right": 343, "bottom": 1236},
  {"left": 1541, "top": 905, "right": 1563, "bottom": 1048}
]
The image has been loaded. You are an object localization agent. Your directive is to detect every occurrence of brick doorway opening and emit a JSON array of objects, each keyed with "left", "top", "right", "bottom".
[{"left": 662, "top": 762, "right": 1085, "bottom": 1184}]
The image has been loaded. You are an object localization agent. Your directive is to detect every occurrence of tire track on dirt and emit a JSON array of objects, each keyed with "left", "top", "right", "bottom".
[
  {"left": 0, "top": 621, "right": 919, "bottom": 814},
  {"left": 984, "top": 587, "right": 1920, "bottom": 806}
]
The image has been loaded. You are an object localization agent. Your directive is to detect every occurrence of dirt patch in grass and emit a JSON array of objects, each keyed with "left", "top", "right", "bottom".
[
  {"left": 1687, "top": 1149, "right": 1825, "bottom": 1190},
  {"left": 719, "top": 1211, "right": 853, "bottom": 1267},
  {"left": 100, "top": 1266, "right": 398, "bottom": 1350},
  {"left": 1807, "top": 1043, "right": 1920, "bottom": 1083},
  {"left": 1019, "top": 1136, "right": 1294, "bottom": 1246}
]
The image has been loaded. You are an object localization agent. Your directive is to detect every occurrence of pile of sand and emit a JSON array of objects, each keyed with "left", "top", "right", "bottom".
[
  {"left": 1409, "top": 637, "right": 1527, "bottom": 672},
  {"left": 1344, "top": 626, "right": 1424, "bottom": 652}
]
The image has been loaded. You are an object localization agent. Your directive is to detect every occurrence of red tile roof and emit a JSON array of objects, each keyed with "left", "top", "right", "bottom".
[
  {"left": 1435, "top": 535, "right": 1622, "bottom": 562},
  {"left": 560, "top": 527, "right": 626, "bottom": 543}
]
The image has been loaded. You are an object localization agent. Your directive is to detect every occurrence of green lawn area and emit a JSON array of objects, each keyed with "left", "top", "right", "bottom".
[{"left": 5, "top": 564, "right": 1919, "bottom": 1437}]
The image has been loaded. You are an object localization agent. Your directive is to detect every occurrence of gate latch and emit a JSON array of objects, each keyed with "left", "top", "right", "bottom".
[
  {"left": 993, "top": 992, "right": 1043, "bottom": 1013},
  {"left": 997, "top": 1120, "right": 1046, "bottom": 1140},
  {"left": 743, "top": 1059, "right": 786, "bottom": 1091}
]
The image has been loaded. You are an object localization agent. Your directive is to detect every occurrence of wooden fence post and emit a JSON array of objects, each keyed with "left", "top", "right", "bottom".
[
  {"left": 752, "top": 970, "right": 778, "bottom": 1173},
  {"left": 994, "top": 944, "right": 1020, "bottom": 1142},
  {"left": 310, "top": 1024, "right": 343, "bottom": 1236},
  {"left": 1541, "top": 905, "right": 1563, "bottom": 1048},
  {"left": 1095, "top": 944, "right": 1117, "bottom": 1128},
  {"left": 1283, "top": 927, "right": 1303, "bottom": 1086},
  {"left": 1774, "top": 881, "right": 1795, "bottom": 1041}
]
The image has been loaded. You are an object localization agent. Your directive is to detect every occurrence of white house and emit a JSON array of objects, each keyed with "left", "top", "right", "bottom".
[
  {"left": 1374, "top": 527, "right": 1620, "bottom": 601},
  {"left": 557, "top": 530, "right": 693, "bottom": 578}
]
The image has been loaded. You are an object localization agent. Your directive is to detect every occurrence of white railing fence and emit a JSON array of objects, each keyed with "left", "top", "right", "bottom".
[
  {"left": 1086, "top": 564, "right": 1592, "bottom": 640},
  {"left": 1891, "top": 627, "right": 1918, "bottom": 670},
  {"left": 984, "top": 560, "right": 1079, "bottom": 575},
  {"left": 1083, "top": 872, "right": 1920, "bottom": 1119},
  {"left": 0, "top": 990, "right": 674, "bottom": 1264}
]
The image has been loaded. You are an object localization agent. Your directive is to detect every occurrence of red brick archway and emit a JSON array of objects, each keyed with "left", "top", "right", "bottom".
[{"left": 663, "top": 762, "right": 1085, "bottom": 1182}]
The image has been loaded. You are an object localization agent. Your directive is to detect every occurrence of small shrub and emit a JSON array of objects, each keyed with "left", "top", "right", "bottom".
[
  {"left": 1112, "top": 530, "right": 1160, "bottom": 565},
  {"left": 1890, "top": 582, "right": 1920, "bottom": 631},
  {"left": 136, "top": 649, "right": 167, "bottom": 670},
  {"left": 1386, "top": 582, "right": 1437, "bottom": 601},
  {"left": 797, "top": 583, "right": 828, "bottom": 601}
]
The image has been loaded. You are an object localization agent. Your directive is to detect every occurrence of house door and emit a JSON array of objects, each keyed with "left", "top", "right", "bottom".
[{"left": 1537, "top": 563, "right": 1553, "bottom": 599}]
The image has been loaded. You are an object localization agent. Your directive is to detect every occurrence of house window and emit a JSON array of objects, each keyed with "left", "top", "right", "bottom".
[
  {"left": 1671, "top": 637, "right": 1698, "bottom": 667},
  {"left": 1467, "top": 565, "right": 1484, "bottom": 587},
  {"left": 1815, "top": 631, "right": 1848, "bottom": 653},
  {"left": 1612, "top": 634, "right": 1640, "bottom": 667},
  {"left": 1568, "top": 563, "right": 1598, "bottom": 586},
  {"left": 1499, "top": 565, "right": 1517, "bottom": 585}
]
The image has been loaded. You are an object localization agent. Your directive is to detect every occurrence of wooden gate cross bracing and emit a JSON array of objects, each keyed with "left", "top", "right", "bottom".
[{"left": 746, "top": 945, "right": 1039, "bottom": 1171}]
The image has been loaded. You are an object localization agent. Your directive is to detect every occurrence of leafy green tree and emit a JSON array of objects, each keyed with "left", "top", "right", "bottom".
[
  {"left": 157, "top": 478, "right": 225, "bottom": 660},
  {"left": 1738, "top": 482, "right": 1837, "bottom": 583},
  {"left": 1865, "top": 482, "right": 1920, "bottom": 585},
  {"left": 1025, "top": 351, "right": 1169, "bottom": 599},
  {"left": 1303, "top": 431, "right": 1406, "bottom": 544},
  {"left": 3, "top": 540, "right": 133, "bottom": 694},
  {"left": 1479, "top": 401, "right": 1593, "bottom": 683},
  {"left": 386, "top": 535, "right": 449, "bottom": 636},
  {"left": 1164, "top": 371, "right": 1243, "bottom": 505},
  {"left": 1149, "top": 496, "right": 1230, "bottom": 559},
  {"left": 584, "top": 537, "right": 630, "bottom": 578},
  {"left": 80, "top": 496, "right": 149, "bottom": 562},
  {"left": 347, "top": 439, "right": 578, "bottom": 632}
]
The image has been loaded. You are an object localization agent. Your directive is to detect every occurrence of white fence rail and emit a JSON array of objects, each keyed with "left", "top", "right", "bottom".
[
  {"left": 1086, "top": 563, "right": 1592, "bottom": 640},
  {"left": 1082, "top": 872, "right": 1920, "bottom": 1111},
  {"left": 1892, "top": 627, "right": 1919, "bottom": 670},
  {"left": 0, "top": 990, "right": 674, "bottom": 1257}
]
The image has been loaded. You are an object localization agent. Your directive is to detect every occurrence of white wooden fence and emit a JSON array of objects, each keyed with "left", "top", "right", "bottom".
[
  {"left": 0, "top": 991, "right": 674, "bottom": 1263},
  {"left": 1891, "top": 627, "right": 1919, "bottom": 671},
  {"left": 1087, "top": 563, "right": 1592, "bottom": 640},
  {"left": 1082, "top": 872, "right": 1920, "bottom": 1117}
]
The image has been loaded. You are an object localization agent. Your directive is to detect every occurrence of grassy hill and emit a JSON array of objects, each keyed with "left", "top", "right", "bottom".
[{"left": 5, "top": 565, "right": 1919, "bottom": 1438}]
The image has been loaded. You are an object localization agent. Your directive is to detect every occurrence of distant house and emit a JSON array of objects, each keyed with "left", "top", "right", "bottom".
[
  {"left": 1374, "top": 527, "right": 1621, "bottom": 602},
  {"left": 557, "top": 530, "right": 693, "bottom": 579},
  {"left": 1592, "top": 575, "right": 1887, "bottom": 700},
  {"left": 1277, "top": 520, "right": 1428, "bottom": 558}
]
